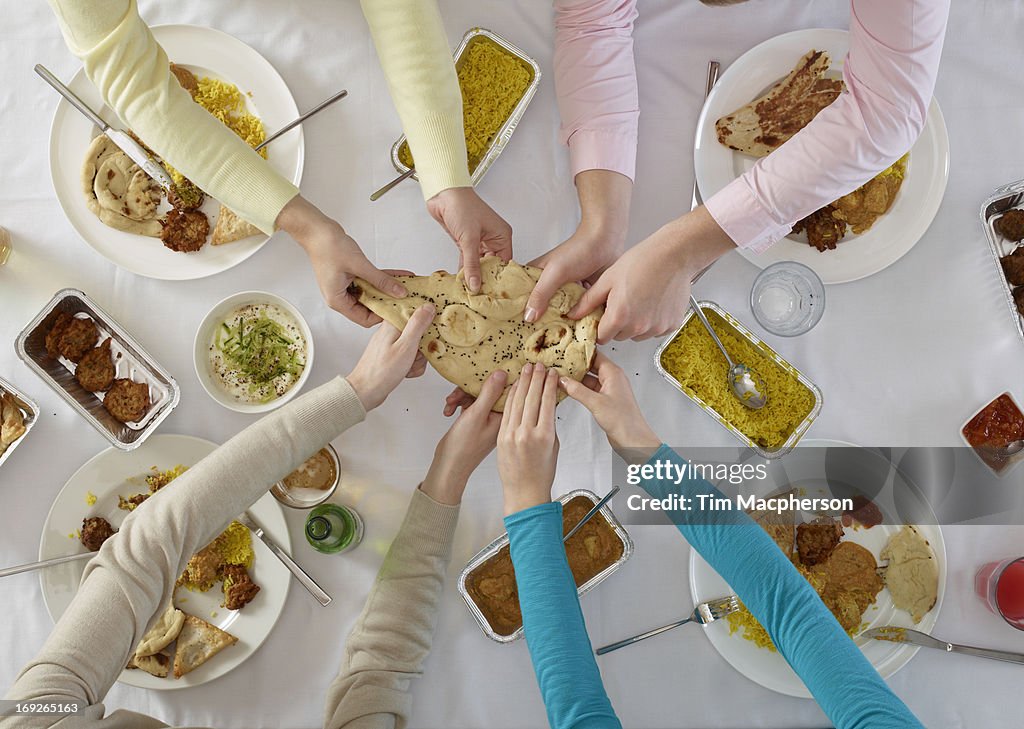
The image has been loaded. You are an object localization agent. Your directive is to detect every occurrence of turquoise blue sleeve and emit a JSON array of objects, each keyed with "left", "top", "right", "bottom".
[
  {"left": 642, "top": 445, "right": 922, "bottom": 729},
  {"left": 505, "top": 502, "right": 623, "bottom": 729}
]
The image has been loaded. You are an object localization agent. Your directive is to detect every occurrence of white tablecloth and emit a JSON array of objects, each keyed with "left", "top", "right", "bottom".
[{"left": 2, "top": 1, "right": 1024, "bottom": 727}]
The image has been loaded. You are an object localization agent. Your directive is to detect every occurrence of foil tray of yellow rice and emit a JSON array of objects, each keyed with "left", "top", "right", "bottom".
[
  {"left": 391, "top": 28, "right": 541, "bottom": 184},
  {"left": 654, "top": 301, "right": 821, "bottom": 458}
]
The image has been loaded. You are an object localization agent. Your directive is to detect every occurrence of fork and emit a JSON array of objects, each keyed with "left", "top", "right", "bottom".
[{"left": 595, "top": 595, "right": 739, "bottom": 655}]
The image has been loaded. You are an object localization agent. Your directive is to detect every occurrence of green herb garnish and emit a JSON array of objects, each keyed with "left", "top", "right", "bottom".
[{"left": 217, "top": 312, "right": 304, "bottom": 399}]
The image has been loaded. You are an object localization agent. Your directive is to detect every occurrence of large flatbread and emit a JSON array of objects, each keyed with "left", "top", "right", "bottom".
[
  {"left": 716, "top": 50, "right": 844, "bottom": 158},
  {"left": 135, "top": 602, "right": 185, "bottom": 659},
  {"left": 81, "top": 135, "right": 163, "bottom": 237},
  {"left": 172, "top": 614, "right": 237, "bottom": 678},
  {"left": 350, "top": 258, "right": 601, "bottom": 411},
  {"left": 211, "top": 205, "right": 261, "bottom": 245}
]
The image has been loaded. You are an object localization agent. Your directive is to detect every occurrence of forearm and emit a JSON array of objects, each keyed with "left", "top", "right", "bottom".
[
  {"left": 506, "top": 503, "right": 621, "bottom": 729},
  {"left": 574, "top": 170, "right": 632, "bottom": 244},
  {"left": 359, "top": 0, "right": 469, "bottom": 199},
  {"left": 705, "top": 0, "right": 949, "bottom": 253},
  {"left": 554, "top": 0, "right": 639, "bottom": 180},
  {"left": 47, "top": 0, "right": 297, "bottom": 234},
  {"left": 324, "top": 488, "right": 460, "bottom": 729},
  {"left": 641, "top": 445, "right": 922, "bottom": 729},
  {"left": 5, "top": 377, "right": 365, "bottom": 715}
]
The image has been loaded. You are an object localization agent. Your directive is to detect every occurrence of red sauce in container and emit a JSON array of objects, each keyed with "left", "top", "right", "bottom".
[{"left": 962, "top": 394, "right": 1024, "bottom": 449}]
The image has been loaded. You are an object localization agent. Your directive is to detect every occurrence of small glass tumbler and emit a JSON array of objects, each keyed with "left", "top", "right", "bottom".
[
  {"left": 976, "top": 556, "right": 1024, "bottom": 630},
  {"left": 750, "top": 261, "right": 825, "bottom": 336}
]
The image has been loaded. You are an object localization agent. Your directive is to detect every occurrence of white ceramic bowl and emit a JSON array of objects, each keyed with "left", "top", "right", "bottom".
[{"left": 193, "top": 291, "right": 314, "bottom": 414}]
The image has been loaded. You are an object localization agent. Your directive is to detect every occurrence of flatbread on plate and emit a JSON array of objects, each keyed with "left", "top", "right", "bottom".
[
  {"left": 127, "top": 651, "right": 171, "bottom": 678},
  {"left": 172, "top": 614, "right": 238, "bottom": 678},
  {"left": 350, "top": 257, "right": 601, "bottom": 411},
  {"left": 211, "top": 205, "right": 261, "bottom": 245},
  {"left": 135, "top": 602, "right": 186, "bottom": 659}
]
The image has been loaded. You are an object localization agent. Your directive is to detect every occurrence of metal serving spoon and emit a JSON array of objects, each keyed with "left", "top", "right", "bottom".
[{"left": 688, "top": 296, "right": 767, "bottom": 409}]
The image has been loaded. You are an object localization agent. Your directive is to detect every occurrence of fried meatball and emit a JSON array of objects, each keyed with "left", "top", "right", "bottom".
[
  {"left": 160, "top": 208, "right": 209, "bottom": 253},
  {"left": 996, "top": 209, "right": 1024, "bottom": 242},
  {"left": 80, "top": 516, "right": 116, "bottom": 552},
  {"left": 222, "top": 564, "right": 261, "bottom": 611},
  {"left": 104, "top": 378, "right": 151, "bottom": 423},
  {"left": 1001, "top": 248, "right": 1024, "bottom": 287},
  {"left": 796, "top": 517, "right": 844, "bottom": 566},
  {"left": 58, "top": 317, "right": 99, "bottom": 363},
  {"left": 45, "top": 311, "right": 73, "bottom": 359},
  {"left": 75, "top": 338, "right": 116, "bottom": 392}
]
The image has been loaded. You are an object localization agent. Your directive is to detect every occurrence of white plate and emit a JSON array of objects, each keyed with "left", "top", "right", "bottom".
[
  {"left": 693, "top": 29, "right": 950, "bottom": 284},
  {"left": 688, "top": 439, "right": 946, "bottom": 698},
  {"left": 48, "top": 24, "right": 304, "bottom": 280},
  {"left": 39, "top": 434, "right": 291, "bottom": 690}
]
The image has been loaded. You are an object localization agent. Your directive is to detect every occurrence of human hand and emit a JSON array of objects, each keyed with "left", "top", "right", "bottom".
[
  {"left": 558, "top": 351, "right": 660, "bottom": 457},
  {"left": 421, "top": 370, "right": 508, "bottom": 504},
  {"left": 426, "top": 187, "right": 513, "bottom": 293},
  {"left": 497, "top": 362, "right": 560, "bottom": 516},
  {"left": 346, "top": 304, "right": 434, "bottom": 412},
  {"left": 570, "top": 206, "right": 736, "bottom": 343},
  {"left": 525, "top": 169, "right": 632, "bottom": 322},
  {"left": 276, "top": 196, "right": 407, "bottom": 326}
]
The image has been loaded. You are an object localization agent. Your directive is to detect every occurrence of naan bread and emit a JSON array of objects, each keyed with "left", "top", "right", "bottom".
[
  {"left": 81, "top": 135, "right": 162, "bottom": 237},
  {"left": 716, "top": 50, "right": 844, "bottom": 158},
  {"left": 127, "top": 651, "right": 171, "bottom": 678},
  {"left": 880, "top": 525, "right": 938, "bottom": 624},
  {"left": 172, "top": 615, "right": 237, "bottom": 678},
  {"left": 350, "top": 258, "right": 601, "bottom": 411},
  {"left": 211, "top": 205, "right": 261, "bottom": 245},
  {"left": 135, "top": 602, "right": 185, "bottom": 659}
]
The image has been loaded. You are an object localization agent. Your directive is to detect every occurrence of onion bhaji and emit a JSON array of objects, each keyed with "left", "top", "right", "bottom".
[
  {"left": 796, "top": 517, "right": 844, "bottom": 566},
  {"left": 996, "top": 209, "right": 1024, "bottom": 242},
  {"left": 161, "top": 208, "right": 210, "bottom": 253},
  {"left": 58, "top": 317, "right": 100, "bottom": 363},
  {"left": 104, "top": 378, "right": 151, "bottom": 423},
  {"left": 80, "top": 516, "right": 116, "bottom": 552},
  {"left": 222, "top": 564, "right": 261, "bottom": 610},
  {"left": 793, "top": 206, "right": 847, "bottom": 251},
  {"left": 75, "top": 338, "right": 116, "bottom": 392},
  {"left": 1014, "top": 287, "right": 1024, "bottom": 318},
  {"left": 45, "top": 312, "right": 73, "bottom": 359},
  {"left": 1002, "top": 248, "right": 1024, "bottom": 287}
]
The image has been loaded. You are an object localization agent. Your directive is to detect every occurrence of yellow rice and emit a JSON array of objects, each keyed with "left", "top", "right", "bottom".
[
  {"left": 660, "top": 310, "right": 814, "bottom": 449},
  {"left": 398, "top": 37, "right": 533, "bottom": 172}
]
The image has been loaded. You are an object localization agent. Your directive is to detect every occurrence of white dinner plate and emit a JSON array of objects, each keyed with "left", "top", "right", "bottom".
[
  {"left": 48, "top": 24, "right": 304, "bottom": 280},
  {"left": 39, "top": 434, "right": 291, "bottom": 690},
  {"left": 693, "top": 29, "right": 950, "bottom": 284},
  {"left": 688, "top": 440, "right": 946, "bottom": 698}
]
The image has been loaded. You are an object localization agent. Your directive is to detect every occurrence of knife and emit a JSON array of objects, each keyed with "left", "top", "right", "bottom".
[
  {"left": 864, "top": 626, "right": 1024, "bottom": 665},
  {"left": 237, "top": 511, "right": 332, "bottom": 607},
  {"left": 35, "top": 64, "right": 175, "bottom": 191}
]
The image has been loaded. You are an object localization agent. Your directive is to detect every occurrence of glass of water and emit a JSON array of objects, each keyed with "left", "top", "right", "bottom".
[{"left": 750, "top": 261, "right": 825, "bottom": 336}]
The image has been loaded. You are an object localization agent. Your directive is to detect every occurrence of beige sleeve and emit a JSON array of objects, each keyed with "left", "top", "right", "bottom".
[
  {"left": 359, "top": 0, "right": 471, "bottom": 199},
  {"left": 46, "top": 0, "right": 298, "bottom": 234},
  {"left": 3, "top": 378, "right": 366, "bottom": 729},
  {"left": 322, "top": 488, "right": 460, "bottom": 729}
]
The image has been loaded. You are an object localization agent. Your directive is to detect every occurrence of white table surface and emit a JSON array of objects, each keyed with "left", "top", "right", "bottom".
[{"left": 2, "top": 1, "right": 1024, "bottom": 727}]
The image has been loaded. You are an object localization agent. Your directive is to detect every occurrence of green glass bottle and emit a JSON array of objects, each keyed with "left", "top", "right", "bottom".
[{"left": 305, "top": 503, "right": 364, "bottom": 554}]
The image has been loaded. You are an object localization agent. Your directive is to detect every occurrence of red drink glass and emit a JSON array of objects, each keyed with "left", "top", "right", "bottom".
[{"left": 976, "top": 557, "right": 1024, "bottom": 630}]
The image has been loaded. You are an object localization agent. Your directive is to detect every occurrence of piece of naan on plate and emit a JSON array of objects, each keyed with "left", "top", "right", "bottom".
[
  {"left": 211, "top": 205, "right": 261, "bottom": 245},
  {"left": 172, "top": 615, "right": 237, "bottom": 678},
  {"left": 716, "top": 49, "right": 844, "bottom": 158},
  {"left": 350, "top": 257, "right": 601, "bottom": 412}
]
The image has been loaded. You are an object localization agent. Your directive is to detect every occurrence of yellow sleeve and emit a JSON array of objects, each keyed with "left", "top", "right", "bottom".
[
  {"left": 46, "top": 0, "right": 298, "bottom": 234},
  {"left": 360, "top": 0, "right": 471, "bottom": 199}
]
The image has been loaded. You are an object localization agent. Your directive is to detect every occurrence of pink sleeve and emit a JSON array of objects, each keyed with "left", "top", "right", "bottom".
[
  {"left": 705, "top": 0, "right": 950, "bottom": 253},
  {"left": 553, "top": 0, "right": 639, "bottom": 181}
]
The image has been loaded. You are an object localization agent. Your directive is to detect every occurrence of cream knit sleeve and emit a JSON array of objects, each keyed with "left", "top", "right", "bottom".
[
  {"left": 46, "top": 0, "right": 298, "bottom": 234},
  {"left": 359, "top": 0, "right": 471, "bottom": 200}
]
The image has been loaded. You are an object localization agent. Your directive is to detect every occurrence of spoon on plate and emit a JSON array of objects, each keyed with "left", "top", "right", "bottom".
[{"left": 688, "top": 296, "right": 768, "bottom": 410}]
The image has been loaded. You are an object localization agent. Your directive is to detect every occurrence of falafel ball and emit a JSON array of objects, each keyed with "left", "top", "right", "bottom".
[
  {"left": 160, "top": 208, "right": 210, "bottom": 253},
  {"left": 45, "top": 311, "right": 73, "bottom": 359},
  {"left": 75, "top": 338, "right": 116, "bottom": 392},
  {"left": 58, "top": 317, "right": 99, "bottom": 363},
  {"left": 104, "top": 378, "right": 151, "bottom": 423},
  {"left": 996, "top": 209, "right": 1024, "bottom": 242}
]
